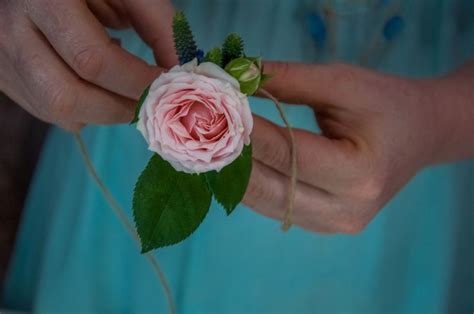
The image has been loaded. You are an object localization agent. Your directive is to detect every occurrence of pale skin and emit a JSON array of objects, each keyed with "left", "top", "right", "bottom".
[
  {"left": 1, "top": 1, "right": 473, "bottom": 234},
  {"left": 245, "top": 61, "right": 474, "bottom": 233},
  {"left": 0, "top": 0, "right": 177, "bottom": 130}
]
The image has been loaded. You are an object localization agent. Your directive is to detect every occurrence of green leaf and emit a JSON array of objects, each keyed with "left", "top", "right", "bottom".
[
  {"left": 173, "top": 12, "right": 198, "bottom": 65},
  {"left": 204, "top": 47, "right": 223, "bottom": 67},
  {"left": 133, "top": 154, "right": 212, "bottom": 252},
  {"left": 205, "top": 144, "right": 252, "bottom": 215},
  {"left": 130, "top": 86, "right": 150, "bottom": 125},
  {"left": 222, "top": 33, "right": 244, "bottom": 67}
]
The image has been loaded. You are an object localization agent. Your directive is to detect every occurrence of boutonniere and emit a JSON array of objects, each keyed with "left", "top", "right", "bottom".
[
  {"left": 130, "top": 12, "right": 291, "bottom": 253},
  {"left": 75, "top": 12, "right": 296, "bottom": 314}
]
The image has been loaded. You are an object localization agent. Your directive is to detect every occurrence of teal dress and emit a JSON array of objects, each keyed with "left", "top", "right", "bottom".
[{"left": 3, "top": 1, "right": 474, "bottom": 313}]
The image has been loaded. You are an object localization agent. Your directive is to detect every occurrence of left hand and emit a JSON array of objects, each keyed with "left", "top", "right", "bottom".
[{"left": 243, "top": 61, "right": 447, "bottom": 234}]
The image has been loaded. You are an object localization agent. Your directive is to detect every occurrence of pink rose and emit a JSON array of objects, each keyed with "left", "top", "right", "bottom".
[{"left": 137, "top": 59, "right": 253, "bottom": 174}]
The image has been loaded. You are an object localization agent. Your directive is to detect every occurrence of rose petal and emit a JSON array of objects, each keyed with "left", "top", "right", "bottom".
[{"left": 136, "top": 60, "right": 253, "bottom": 174}]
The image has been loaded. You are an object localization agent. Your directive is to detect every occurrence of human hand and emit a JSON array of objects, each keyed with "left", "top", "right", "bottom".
[
  {"left": 0, "top": 0, "right": 177, "bottom": 130},
  {"left": 244, "top": 61, "right": 457, "bottom": 233}
]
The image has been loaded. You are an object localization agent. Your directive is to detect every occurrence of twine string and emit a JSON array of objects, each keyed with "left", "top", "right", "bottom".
[
  {"left": 258, "top": 89, "right": 298, "bottom": 231},
  {"left": 73, "top": 131, "right": 176, "bottom": 314}
]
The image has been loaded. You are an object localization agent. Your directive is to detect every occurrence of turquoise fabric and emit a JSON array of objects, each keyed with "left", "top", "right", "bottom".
[{"left": 3, "top": 1, "right": 474, "bottom": 313}]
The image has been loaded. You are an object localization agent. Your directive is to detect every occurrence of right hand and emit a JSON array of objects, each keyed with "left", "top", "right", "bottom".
[{"left": 0, "top": 0, "right": 178, "bottom": 130}]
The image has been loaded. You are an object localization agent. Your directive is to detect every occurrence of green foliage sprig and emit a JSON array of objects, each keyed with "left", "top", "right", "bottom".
[
  {"left": 204, "top": 47, "right": 223, "bottom": 67},
  {"left": 173, "top": 12, "right": 198, "bottom": 64},
  {"left": 222, "top": 33, "right": 244, "bottom": 66}
]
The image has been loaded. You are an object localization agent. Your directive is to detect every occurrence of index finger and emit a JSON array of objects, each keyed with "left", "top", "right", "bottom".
[
  {"left": 122, "top": 0, "right": 178, "bottom": 68},
  {"left": 27, "top": 0, "right": 163, "bottom": 99},
  {"left": 261, "top": 61, "right": 366, "bottom": 108}
]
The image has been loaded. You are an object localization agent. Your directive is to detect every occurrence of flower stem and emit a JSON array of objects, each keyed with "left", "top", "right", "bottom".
[
  {"left": 73, "top": 131, "right": 176, "bottom": 314},
  {"left": 258, "top": 89, "right": 297, "bottom": 231}
]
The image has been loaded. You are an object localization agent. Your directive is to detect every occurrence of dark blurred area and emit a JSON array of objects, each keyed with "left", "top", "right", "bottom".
[{"left": 0, "top": 93, "right": 48, "bottom": 285}]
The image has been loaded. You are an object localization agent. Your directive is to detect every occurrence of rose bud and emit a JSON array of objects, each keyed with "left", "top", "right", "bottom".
[
  {"left": 137, "top": 59, "right": 253, "bottom": 174},
  {"left": 224, "top": 57, "right": 263, "bottom": 95}
]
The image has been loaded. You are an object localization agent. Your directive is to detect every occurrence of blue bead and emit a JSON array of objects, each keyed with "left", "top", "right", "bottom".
[
  {"left": 383, "top": 16, "right": 405, "bottom": 41},
  {"left": 196, "top": 49, "right": 205, "bottom": 63},
  {"left": 306, "top": 13, "right": 326, "bottom": 46}
]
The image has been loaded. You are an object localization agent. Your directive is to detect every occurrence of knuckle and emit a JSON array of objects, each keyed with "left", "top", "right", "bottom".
[
  {"left": 59, "top": 121, "right": 84, "bottom": 132},
  {"left": 266, "top": 144, "right": 290, "bottom": 170},
  {"left": 331, "top": 201, "right": 379, "bottom": 235},
  {"left": 345, "top": 156, "right": 388, "bottom": 203},
  {"left": 353, "top": 175, "right": 385, "bottom": 202},
  {"left": 13, "top": 47, "right": 39, "bottom": 72},
  {"left": 276, "top": 61, "right": 291, "bottom": 81},
  {"left": 47, "top": 85, "right": 77, "bottom": 122},
  {"left": 0, "top": 3, "right": 16, "bottom": 44},
  {"left": 327, "top": 63, "right": 356, "bottom": 86},
  {"left": 335, "top": 216, "right": 370, "bottom": 235},
  {"left": 24, "top": 0, "right": 44, "bottom": 19},
  {"left": 71, "top": 46, "right": 104, "bottom": 81},
  {"left": 23, "top": 0, "right": 35, "bottom": 14},
  {"left": 254, "top": 128, "right": 291, "bottom": 171},
  {"left": 243, "top": 172, "right": 276, "bottom": 209}
]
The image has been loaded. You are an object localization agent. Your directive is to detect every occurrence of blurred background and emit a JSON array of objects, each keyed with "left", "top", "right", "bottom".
[
  {"left": 0, "top": 93, "right": 48, "bottom": 284},
  {"left": 1, "top": 1, "right": 473, "bottom": 312}
]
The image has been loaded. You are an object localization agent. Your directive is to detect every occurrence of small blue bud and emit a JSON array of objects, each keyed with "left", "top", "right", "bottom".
[{"left": 196, "top": 49, "right": 205, "bottom": 63}]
